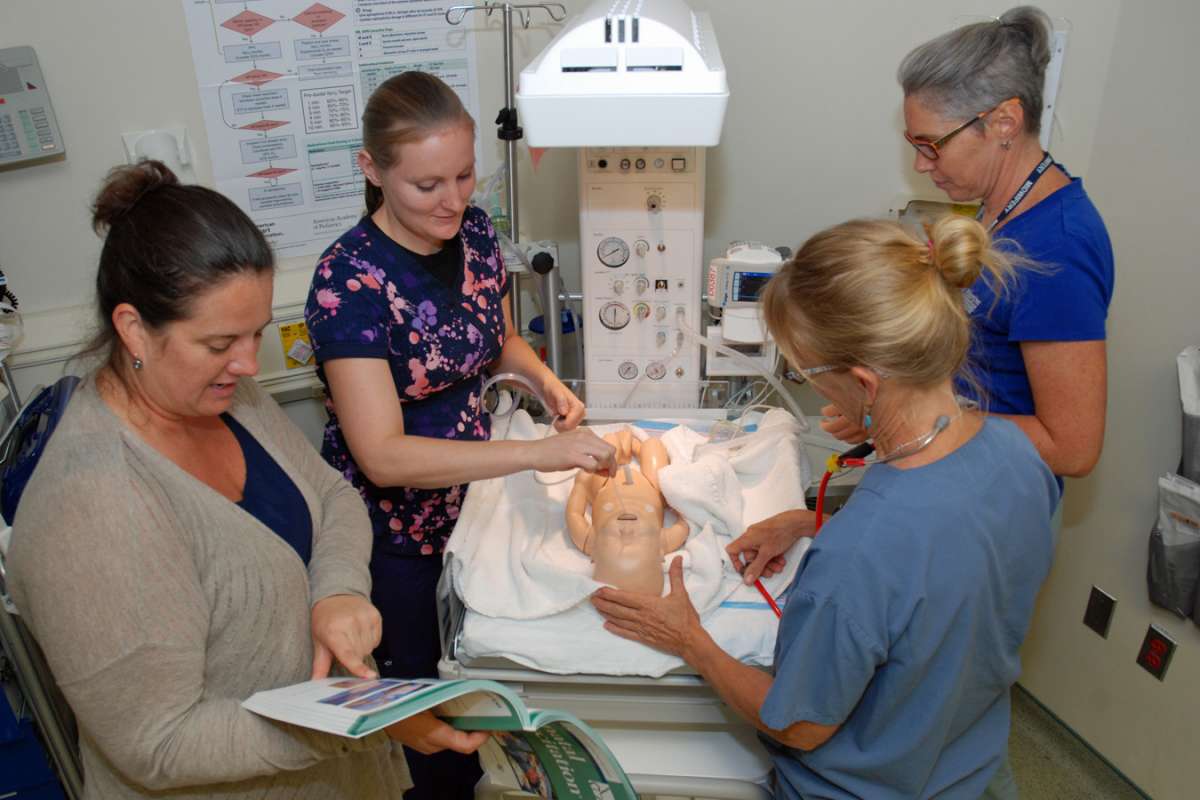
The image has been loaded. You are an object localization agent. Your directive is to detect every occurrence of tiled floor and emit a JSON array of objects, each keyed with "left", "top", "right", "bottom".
[{"left": 1009, "top": 687, "right": 1145, "bottom": 799}]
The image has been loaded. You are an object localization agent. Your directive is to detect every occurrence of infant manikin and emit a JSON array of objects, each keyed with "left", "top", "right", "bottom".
[{"left": 565, "top": 429, "right": 689, "bottom": 594}]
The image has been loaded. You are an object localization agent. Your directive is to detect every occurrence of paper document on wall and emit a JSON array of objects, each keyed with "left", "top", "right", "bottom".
[{"left": 180, "top": 0, "right": 480, "bottom": 256}]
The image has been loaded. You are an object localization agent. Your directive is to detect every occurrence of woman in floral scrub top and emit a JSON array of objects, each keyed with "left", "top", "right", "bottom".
[{"left": 304, "top": 72, "right": 614, "bottom": 800}]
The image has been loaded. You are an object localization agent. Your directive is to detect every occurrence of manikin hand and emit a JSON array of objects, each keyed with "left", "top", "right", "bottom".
[{"left": 310, "top": 594, "right": 382, "bottom": 680}]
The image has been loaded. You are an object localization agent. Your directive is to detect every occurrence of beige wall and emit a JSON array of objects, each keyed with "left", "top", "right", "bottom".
[
  {"left": 1018, "top": 1, "right": 1200, "bottom": 798},
  {"left": 10, "top": 1, "right": 1199, "bottom": 797}
]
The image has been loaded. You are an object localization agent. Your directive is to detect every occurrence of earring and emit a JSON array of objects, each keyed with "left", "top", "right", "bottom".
[
  {"left": 863, "top": 404, "right": 873, "bottom": 431},
  {"left": 1000, "top": 140, "right": 1012, "bottom": 150},
  {"left": 132, "top": 356, "right": 144, "bottom": 371}
]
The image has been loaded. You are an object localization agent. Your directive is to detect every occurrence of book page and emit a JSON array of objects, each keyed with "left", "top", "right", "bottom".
[
  {"left": 486, "top": 723, "right": 636, "bottom": 800},
  {"left": 437, "top": 689, "right": 527, "bottom": 730}
]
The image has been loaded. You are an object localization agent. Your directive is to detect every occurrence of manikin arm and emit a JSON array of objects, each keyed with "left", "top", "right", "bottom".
[
  {"left": 660, "top": 518, "right": 690, "bottom": 554},
  {"left": 565, "top": 476, "right": 595, "bottom": 555}
]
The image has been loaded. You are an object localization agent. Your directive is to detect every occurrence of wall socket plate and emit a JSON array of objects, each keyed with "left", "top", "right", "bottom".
[
  {"left": 1136, "top": 624, "right": 1176, "bottom": 681},
  {"left": 1083, "top": 585, "right": 1116, "bottom": 638}
]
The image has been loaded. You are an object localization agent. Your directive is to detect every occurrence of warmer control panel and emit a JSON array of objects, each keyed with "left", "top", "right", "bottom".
[{"left": 579, "top": 147, "right": 705, "bottom": 410}]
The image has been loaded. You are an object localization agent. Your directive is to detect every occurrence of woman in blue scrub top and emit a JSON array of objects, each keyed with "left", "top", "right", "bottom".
[
  {"left": 593, "top": 216, "right": 1059, "bottom": 800},
  {"left": 823, "top": 6, "right": 1114, "bottom": 482},
  {"left": 304, "top": 72, "right": 615, "bottom": 799}
]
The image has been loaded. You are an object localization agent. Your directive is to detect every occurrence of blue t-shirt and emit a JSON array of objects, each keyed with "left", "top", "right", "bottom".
[
  {"left": 958, "top": 175, "right": 1114, "bottom": 416},
  {"left": 222, "top": 413, "right": 313, "bottom": 564},
  {"left": 761, "top": 418, "right": 1058, "bottom": 800},
  {"left": 304, "top": 206, "right": 509, "bottom": 557}
]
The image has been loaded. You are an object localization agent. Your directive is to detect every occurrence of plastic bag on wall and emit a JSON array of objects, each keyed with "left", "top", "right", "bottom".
[
  {"left": 1179, "top": 346, "right": 1200, "bottom": 483},
  {"left": 1147, "top": 473, "right": 1200, "bottom": 619}
]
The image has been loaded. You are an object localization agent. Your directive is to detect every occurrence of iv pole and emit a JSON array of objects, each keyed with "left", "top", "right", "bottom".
[{"left": 445, "top": 2, "right": 566, "bottom": 347}]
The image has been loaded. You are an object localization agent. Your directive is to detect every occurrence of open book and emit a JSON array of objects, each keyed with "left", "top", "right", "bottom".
[{"left": 243, "top": 677, "right": 637, "bottom": 800}]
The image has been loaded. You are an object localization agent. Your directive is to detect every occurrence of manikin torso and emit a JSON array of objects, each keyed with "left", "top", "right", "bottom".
[{"left": 565, "top": 430, "right": 689, "bottom": 594}]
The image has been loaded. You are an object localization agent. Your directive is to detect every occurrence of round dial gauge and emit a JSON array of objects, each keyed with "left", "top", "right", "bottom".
[
  {"left": 599, "top": 301, "right": 631, "bottom": 330},
  {"left": 597, "top": 236, "right": 630, "bottom": 268},
  {"left": 646, "top": 361, "right": 667, "bottom": 381},
  {"left": 618, "top": 361, "right": 639, "bottom": 380}
]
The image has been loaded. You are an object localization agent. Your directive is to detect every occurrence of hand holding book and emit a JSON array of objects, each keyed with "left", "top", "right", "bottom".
[
  {"left": 243, "top": 677, "right": 638, "bottom": 799},
  {"left": 385, "top": 709, "right": 490, "bottom": 755}
]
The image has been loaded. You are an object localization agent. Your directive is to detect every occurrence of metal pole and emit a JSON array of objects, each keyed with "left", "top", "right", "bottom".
[
  {"left": 542, "top": 272, "right": 562, "bottom": 374},
  {"left": 0, "top": 605, "right": 84, "bottom": 799},
  {"left": 530, "top": 252, "right": 561, "bottom": 375},
  {"left": 500, "top": 4, "right": 523, "bottom": 336}
]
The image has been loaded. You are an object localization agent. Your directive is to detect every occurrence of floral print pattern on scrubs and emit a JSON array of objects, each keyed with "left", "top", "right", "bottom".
[{"left": 304, "top": 205, "right": 509, "bottom": 556}]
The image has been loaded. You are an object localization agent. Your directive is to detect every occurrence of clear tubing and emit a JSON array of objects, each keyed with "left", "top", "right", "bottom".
[
  {"left": 672, "top": 323, "right": 809, "bottom": 431},
  {"left": 479, "top": 371, "right": 580, "bottom": 486},
  {"left": 479, "top": 371, "right": 545, "bottom": 419}
]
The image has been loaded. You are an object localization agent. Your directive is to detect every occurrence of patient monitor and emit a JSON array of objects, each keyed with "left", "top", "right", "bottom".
[{"left": 565, "top": 430, "right": 688, "bottom": 595}]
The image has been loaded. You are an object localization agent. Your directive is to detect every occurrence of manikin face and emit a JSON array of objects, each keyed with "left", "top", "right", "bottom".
[
  {"left": 360, "top": 123, "right": 477, "bottom": 254},
  {"left": 902, "top": 94, "right": 994, "bottom": 203},
  {"left": 131, "top": 271, "right": 274, "bottom": 419}
]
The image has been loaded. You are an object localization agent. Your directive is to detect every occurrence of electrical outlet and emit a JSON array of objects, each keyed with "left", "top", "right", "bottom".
[
  {"left": 1082, "top": 586, "right": 1116, "bottom": 638},
  {"left": 1135, "top": 624, "right": 1176, "bottom": 681}
]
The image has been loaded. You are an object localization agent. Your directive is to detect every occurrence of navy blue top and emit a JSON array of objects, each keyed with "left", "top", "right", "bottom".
[
  {"left": 958, "top": 175, "right": 1114, "bottom": 416},
  {"left": 761, "top": 419, "right": 1058, "bottom": 799},
  {"left": 304, "top": 206, "right": 509, "bottom": 557},
  {"left": 222, "top": 413, "right": 313, "bottom": 565}
]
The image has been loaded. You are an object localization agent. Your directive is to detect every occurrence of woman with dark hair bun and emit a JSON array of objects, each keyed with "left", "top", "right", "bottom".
[{"left": 7, "top": 160, "right": 485, "bottom": 800}]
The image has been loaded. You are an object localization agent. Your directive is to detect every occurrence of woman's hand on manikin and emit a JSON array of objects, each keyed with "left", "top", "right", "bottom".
[
  {"left": 726, "top": 509, "right": 817, "bottom": 585},
  {"left": 523, "top": 428, "right": 617, "bottom": 475}
]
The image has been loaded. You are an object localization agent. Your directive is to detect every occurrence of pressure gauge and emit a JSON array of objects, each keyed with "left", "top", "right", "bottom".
[
  {"left": 599, "top": 301, "right": 631, "bottom": 330},
  {"left": 646, "top": 361, "right": 667, "bottom": 381},
  {"left": 597, "top": 236, "right": 630, "bottom": 268},
  {"left": 618, "top": 361, "right": 639, "bottom": 380}
]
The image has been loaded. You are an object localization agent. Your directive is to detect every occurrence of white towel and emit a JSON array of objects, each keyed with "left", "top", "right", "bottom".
[
  {"left": 456, "top": 544, "right": 810, "bottom": 678},
  {"left": 445, "top": 412, "right": 743, "bottom": 620},
  {"left": 445, "top": 410, "right": 811, "bottom": 621}
]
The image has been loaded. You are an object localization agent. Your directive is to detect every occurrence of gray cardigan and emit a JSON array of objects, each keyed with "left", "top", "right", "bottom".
[{"left": 9, "top": 376, "right": 411, "bottom": 799}]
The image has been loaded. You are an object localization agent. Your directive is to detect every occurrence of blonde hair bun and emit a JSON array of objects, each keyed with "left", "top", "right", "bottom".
[{"left": 928, "top": 214, "right": 991, "bottom": 290}]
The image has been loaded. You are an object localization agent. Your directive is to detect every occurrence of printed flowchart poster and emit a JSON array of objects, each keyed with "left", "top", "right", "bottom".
[{"left": 182, "top": 0, "right": 481, "bottom": 256}]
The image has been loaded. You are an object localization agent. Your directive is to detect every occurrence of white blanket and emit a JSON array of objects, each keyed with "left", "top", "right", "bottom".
[{"left": 445, "top": 409, "right": 811, "bottom": 635}]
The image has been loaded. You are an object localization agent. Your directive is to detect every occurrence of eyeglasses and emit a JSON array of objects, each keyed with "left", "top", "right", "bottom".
[
  {"left": 784, "top": 364, "right": 892, "bottom": 384},
  {"left": 784, "top": 364, "right": 841, "bottom": 384},
  {"left": 903, "top": 98, "right": 1015, "bottom": 161}
]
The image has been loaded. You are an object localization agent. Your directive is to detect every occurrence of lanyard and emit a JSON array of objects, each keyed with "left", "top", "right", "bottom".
[{"left": 978, "top": 151, "right": 1055, "bottom": 232}]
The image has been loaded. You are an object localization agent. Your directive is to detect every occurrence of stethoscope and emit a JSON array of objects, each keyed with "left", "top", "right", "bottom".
[{"left": 812, "top": 414, "right": 952, "bottom": 536}]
